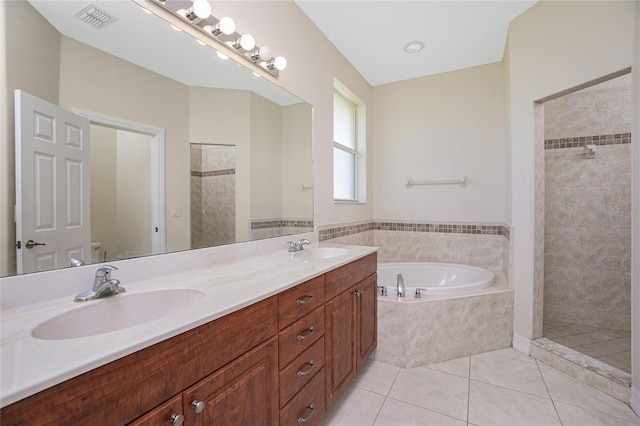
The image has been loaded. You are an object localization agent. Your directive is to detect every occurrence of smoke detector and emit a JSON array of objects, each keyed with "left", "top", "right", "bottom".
[{"left": 73, "top": 4, "right": 117, "bottom": 29}]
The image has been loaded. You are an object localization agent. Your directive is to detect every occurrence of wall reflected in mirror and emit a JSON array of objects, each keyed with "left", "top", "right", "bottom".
[{"left": 1, "top": 0, "right": 313, "bottom": 277}]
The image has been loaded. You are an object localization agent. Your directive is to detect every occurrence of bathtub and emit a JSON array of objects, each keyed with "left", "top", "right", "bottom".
[
  {"left": 377, "top": 262, "right": 495, "bottom": 297},
  {"left": 372, "top": 262, "right": 512, "bottom": 368}
]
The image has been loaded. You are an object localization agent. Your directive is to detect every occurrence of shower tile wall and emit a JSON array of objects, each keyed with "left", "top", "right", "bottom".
[
  {"left": 190, "top": 145, "right": 236, "bottom": 248},
  {"left": 543, "top": 84, "right": 632, "bottom": 331}
]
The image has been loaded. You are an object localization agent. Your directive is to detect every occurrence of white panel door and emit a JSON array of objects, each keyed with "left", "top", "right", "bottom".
[{"left": 15, "top": 90, "right": 91, "bottom": 274}]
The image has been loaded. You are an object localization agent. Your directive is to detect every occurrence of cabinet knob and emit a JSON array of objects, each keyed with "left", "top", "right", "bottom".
[
  {"left": 353, "top": 290, "right": 362, "bottom": 296},
  {"left": 170, "top": 413, "right": 185, "bottom": 426},
  {"left": 191, "top": 400, "right": 205, "bottom": 414}
]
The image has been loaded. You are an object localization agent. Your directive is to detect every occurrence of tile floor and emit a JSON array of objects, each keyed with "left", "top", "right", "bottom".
[
  {"left": 543, "top": 320, "right": 632, "bottom": 373},
  {"left": 319, "top": 348, "right": 640, "bottom": 426}
]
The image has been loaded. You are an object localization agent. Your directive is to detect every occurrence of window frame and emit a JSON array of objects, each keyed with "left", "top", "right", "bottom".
[{"left": 333, "top": 80, "right": 366, "bottom": 203}]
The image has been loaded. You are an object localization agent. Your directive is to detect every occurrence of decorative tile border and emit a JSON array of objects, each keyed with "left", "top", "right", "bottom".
[
  {"left": 544, "top": 133, "right": 631, "bottom": 150},
  {"left": 250, "top": 218, "right": 313, "bottom": 230},
  {"left": 319, "top": 221, "right": 510, "bottom": 241},
  {"left": 191, "top": 168, "right": 236, "bottom": 177}
]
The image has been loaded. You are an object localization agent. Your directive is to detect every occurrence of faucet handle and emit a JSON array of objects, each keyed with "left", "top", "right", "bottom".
[
  {"left": 287, "top": 241, "right": 297, "bottom": 252},
  {"left": 96, "top": 264, "right": 118, "bottom": 277},
  {"left": 415, "top": 288, "right": 428, "bottom": 298}
]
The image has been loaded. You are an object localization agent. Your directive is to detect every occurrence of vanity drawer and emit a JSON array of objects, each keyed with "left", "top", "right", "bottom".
[
  {"left": 278, "top": 275, "right": 325, "bottom": 329},
  {"left": 279, "top": 337, "right": 324, "bottom": 408},
  {"left": 279, "top": 306, "right": 324, "bottom": 368},
  {"left": 325, "top": 252, "right": 377, "bottom": 300},
  {"left": 279, "top": 368, "right": 325, "bottom": 426}
]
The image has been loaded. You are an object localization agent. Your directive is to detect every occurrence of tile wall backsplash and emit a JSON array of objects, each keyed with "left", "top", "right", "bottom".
[
  {"left": 318, "top": 220, "right": 513, "bottom": 283},
  {"left": 543, "top": 83, "right": 632, "bottom": 332},
  {"left": 249, "top": 219, "right": 314, "bottom": 240}
]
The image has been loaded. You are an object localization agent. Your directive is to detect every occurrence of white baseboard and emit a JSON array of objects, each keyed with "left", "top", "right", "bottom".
[
  {"left": 512, "top": 333, "right": 531, "bottom": 355},
  {"left": 631, "top": 385, "right": 640, "bottom": 416}
]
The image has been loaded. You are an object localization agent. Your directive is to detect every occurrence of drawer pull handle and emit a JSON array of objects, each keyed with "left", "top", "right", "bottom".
[
  {"left": 192, "top": 400, "right": 205, "bottom": 414},
  {"left": 297, "top": 326, "right": 315, "bottom": 341},
  {"left": 170, "top": 413, "right": 185, "bottom": 426},
  {"left": 297, "top": 403, "right": 315, "bottom": 424},
  {"left": 296, "top": 294, "right": 314, "bottom": 305},
  {"left": 297, "top": 360, "right": 315, "bottom": 377}
]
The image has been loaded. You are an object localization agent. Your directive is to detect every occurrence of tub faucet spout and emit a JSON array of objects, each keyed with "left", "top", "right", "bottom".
[{"left": 397, "top": 274, "right": 405, "bottom": 298}]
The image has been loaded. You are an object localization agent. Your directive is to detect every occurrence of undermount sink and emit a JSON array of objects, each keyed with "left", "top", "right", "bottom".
[
  {"left": 31, "top": 288, "right": 206, "bottom": 340},
  {"left": 294, "top": 247, "right": 349, "bottom": 260}
]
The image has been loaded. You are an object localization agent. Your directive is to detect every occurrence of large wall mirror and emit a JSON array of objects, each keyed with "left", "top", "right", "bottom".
[{"left": 1, "top": 0, "right": 313, "bottom": 277}]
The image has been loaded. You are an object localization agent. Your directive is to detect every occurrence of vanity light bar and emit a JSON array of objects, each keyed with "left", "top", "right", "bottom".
[{"left": 149, "top": 0, "right": 286, "bottom": 77}]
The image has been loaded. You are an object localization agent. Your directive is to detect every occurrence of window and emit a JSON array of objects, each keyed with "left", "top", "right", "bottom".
[{"left": 333, "top": 80, "right": 365, "bottom": 202}]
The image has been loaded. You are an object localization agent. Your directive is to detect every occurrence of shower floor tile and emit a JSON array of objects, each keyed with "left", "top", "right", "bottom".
[{"left": 543, "top": 322, "right": 631, "bottom": 373}]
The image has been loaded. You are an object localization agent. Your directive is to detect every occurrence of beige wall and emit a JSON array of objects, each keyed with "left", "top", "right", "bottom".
[
  {"left": 58, "top": 37, "right": 191, "bottom": 254},
  {"left": 212, "top": 1, "right": 374, "bottom": 227},
  {"left": 90, "top": 125, "right": 118, "bottom": 262},
  {"left": 189, "top": 87, "right": 251, "bottom": 241},
  {"left": 116, "top": 130, "right": 152, "bottom": 260},
  {"left": 505, "top": 1, "right": 635, "bottom": 346},
  {"left": 250, "top": 92, "right": 282, "bottom": 220},
  {"left": 281, "top": 102, "right": 314, "bottom": 219},
  {"left": 0, "top": 1, "right": 61, "bottom": 276},
  {"left": 372, "top": 62, "right": 506, "bottom": 223}
]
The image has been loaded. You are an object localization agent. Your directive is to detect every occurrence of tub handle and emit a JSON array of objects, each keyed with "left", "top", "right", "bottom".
[
  {"left": 415, "top": 288, "right": 428, "bottom": 298},
  {"left": 296, "top": 294, "right": 314, "bottom": 305},
  {"left": 297, "top": 326, "right": 315, "bottom": 341}
]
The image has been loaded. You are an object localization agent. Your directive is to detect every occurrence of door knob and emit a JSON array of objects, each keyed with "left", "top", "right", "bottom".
[{"left": 25, "top": 239, "right": 46, "bottom": 249}]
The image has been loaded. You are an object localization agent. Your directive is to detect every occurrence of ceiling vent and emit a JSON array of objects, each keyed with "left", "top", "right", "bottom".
[{"left": 73, "top": 4, "right": 117, "bottom": 29}]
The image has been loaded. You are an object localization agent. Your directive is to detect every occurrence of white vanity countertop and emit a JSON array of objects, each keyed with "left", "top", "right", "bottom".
[{"left": 0, "top": 244, "right": 377, "bottom": 408}]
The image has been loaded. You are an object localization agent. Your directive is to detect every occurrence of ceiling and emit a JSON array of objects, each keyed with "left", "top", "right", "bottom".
[
  {"left": 295, "top": 0, "right": 538, "bottom": 86},
  {"left": 28, "top": 0, "right": 301, "bottom": 106}
]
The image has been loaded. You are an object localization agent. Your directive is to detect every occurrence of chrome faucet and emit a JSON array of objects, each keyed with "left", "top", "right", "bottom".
[
  {"left": 74, "top": 265, "right": 126, "bottom": 302},
  {"left": 377, "top": 285, "right": 387, "bottom": 296},
  {"left": 397, "top": 273, "right": 405, "bottom": 298},
  {"left": 287, "top": 238, "right": 311, "bottom": 252}
]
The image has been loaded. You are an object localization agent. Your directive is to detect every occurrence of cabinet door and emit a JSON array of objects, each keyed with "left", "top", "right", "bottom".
[
  {"left": 184, "top": 337, "right": 278, "bottom": 426},
  {"left": 324, "top": 287, "right": 357, "bottom": 409},
  {"left": 128, "top": 394, "right": 184, "bottom": 426},
  {"left": 357, "top": 274, "right": 377, "bottom": 368}
]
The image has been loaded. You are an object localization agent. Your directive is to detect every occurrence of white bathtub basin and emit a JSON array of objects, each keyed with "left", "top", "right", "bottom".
[
  {"left": 377, "top": 262, "right": 495, "bottom": 295},
  {"left": 31, "top": 288, "right": 206, "bottom": 340}
]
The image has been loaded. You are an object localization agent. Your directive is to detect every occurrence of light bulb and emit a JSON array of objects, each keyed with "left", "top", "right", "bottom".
[
  {"left": 192, "top": 0, "right": 211, "bottom": 19},
  {"left": 258, "top": 46, "right": 271, "bottom": 61},
  {"left": 250, "top": 46, "right": 272, "bottom": 62},
  {"left": 216, "top": 51, "right": 229, "bottom": 60},
  {"left": 218, "top": 17, "right": 236, "bottom": 35},
  {"left": 239, "top": 34, "right": 255, "bottom": 51},
  {"left": 273, "top": 56, "right": 287, "bottom": 71}
]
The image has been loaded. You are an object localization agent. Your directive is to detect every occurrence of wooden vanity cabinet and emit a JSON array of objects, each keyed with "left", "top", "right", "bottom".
[
  {"left": 182, "top": 337, "right": 279, "bottom": 425},
  {"left": 1, "top": 296, "right": 278, "bottom": 426},
  {"left": 0, "top": 252, "right": 377, "bottom": 426},
  {"left": 277, "top": 275, "right": 327, "bottom": 425},
  {"left": 324, "top": 253, "right": 377, "bottom": 410}
]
